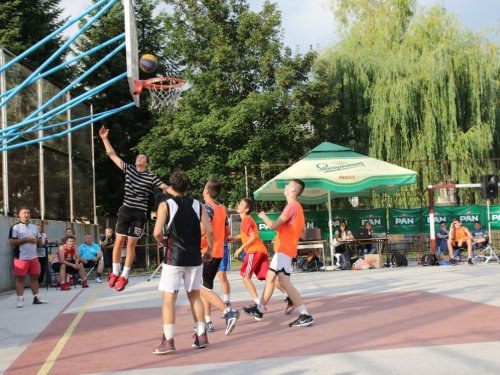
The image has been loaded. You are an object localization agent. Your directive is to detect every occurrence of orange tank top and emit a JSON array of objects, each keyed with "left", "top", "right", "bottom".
[
  {"left": 201, "top": 202, "right": 227, "bottom": 258},
  {"left": 240, "top": 216, "right": 268, "bottom": 254},
  {"left": 274, "top": 200, "right": 304, "bottom": 258},
  {"left": 453, "top": 226, "right": 468, "bottom": 241}
]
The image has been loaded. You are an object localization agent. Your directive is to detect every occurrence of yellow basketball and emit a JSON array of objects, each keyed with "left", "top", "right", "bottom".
[{"left": 139, "top": 54, "right": 158, "bottom": 73}]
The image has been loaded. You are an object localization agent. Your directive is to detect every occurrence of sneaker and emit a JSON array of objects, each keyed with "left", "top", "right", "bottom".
[
  {"left": 243, "top": 305, "right": 263, "bottom": 321},
  {"left": 33, "top": 296, "right": 48, "bottom": 305},
  {"left": 468, "top": 258, "right": 474, "bottom": 266},
  {"left": 16, "top": 297, "right": 24, "bottom": 308},
  {"left": 289, "top": 314, "right": 314, "bottom": 327},
  {"left": 114, "top": 276, "right": 128, "bottom": 292},
  {"left": 192, "top": 332, "right": 209, "bottom": 348},
  {"left": 82, "top": 280, "right": 89, "bottom": 288},
  {"left": 152, "top": 334, "right": 175, "bottom": 355},
  {"left": 107, "top": 273, "right": 119, "bottom": 288},
  {"left": 247, "top": 303, "right": 267, "bottom": 312},
  {"left": 95, "top": 277, "right": 102, "bottom": 283},
  {"left": 206, "top": 321, "right": 215, "bottom": 332},
  {"left": 60, "top": 283, "right": 71, "bottom": 291},
  {"left": 285, "top": 296, "right": 295, "bottom": 315},
  {"left": 450, "top": 258, "right": 457, "bottom": 265},
  {"left": 221, "top": 301, "right": 232, "bottom": 318},
  {"left": 225, "top": 310, "right": 240, "bottom": 335}
]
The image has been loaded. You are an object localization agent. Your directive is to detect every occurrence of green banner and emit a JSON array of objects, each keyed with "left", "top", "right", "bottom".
[
  {"left": 250, "top": 206, "right": 499, "bottom": 239},
  {"left": 388, "top": 205, "right": 496, "bottom": 234},
  {"left": 251, "top": 208, "right": 387, "bottom": 240}
]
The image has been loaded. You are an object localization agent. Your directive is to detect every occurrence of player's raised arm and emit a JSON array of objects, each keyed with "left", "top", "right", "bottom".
[{"left": 99, "top": 125, "right": 124, "bottom": 170}]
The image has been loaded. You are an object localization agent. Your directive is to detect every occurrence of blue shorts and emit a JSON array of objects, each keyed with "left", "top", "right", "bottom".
[{"left": 218, "top": 244, "right": 230, "bottom": 272}]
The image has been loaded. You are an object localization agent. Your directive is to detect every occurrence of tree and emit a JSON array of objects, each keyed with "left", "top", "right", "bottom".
[
  {"left": 74, "top": 0, "right": 171, "bottom": 215},
  {"left": 0, "top": 0, "right": 72, "bottom": 84},
  {"left": 316, "top": 0, "right": 500, "bottom": 206},
  {"left": 138, "top": 0, "right": 325, "bottom": 206}
]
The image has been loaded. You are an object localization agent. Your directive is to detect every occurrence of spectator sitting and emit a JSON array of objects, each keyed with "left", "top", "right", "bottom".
[
  {"left": 52, "top": 236, "right": 88, "bottom": 290},
  {"left": 79, "top": 234, "right": 104, "bottom": 283},
  {"left": 61, "top": 228, "right": 74, "bottom": 245},
  {"left": 436, "top": 221, "right": 449, "bottom": 255},
  {"left": 335, "top": 221, "right": 354, "bottom": 259},
  {"left": 447, "top": 218, "right": 473, "bottom": 266},
  {"left": 100, "top": 227, "right": 116, "bottom": 279},
  {"left": 361, "top": 221, "right": 376, "bottom": 255},
  {"left": 471, "top": 221, "right": 488, "bottom": 254}
]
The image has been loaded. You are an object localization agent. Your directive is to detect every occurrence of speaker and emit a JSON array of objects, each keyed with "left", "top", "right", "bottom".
[
  {"left": 154, "top": 187, "right": 169, "bottom": 209},
  {"left": 480, "top": 174, "right": 498, "bottom": 199}
]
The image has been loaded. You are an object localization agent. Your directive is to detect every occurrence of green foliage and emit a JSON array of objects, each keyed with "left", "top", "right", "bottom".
[
  {"left": 317, "top": 0, "right": 500, "bottom": 206},
  {"left": 74, "top": 0, "right": 172, "bottom": 215},
  {"left": 138, "top": 0, "right": 330, "bottom": 206},
  {"left": 0, "top": 0, "right": 72, "bottom": 84}
]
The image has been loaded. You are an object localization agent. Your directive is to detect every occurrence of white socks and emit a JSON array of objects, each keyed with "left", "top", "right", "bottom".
[
  {"left": 163, "top": 324, "right": 174, "bottom": 340},
  {"left": 297, "top": 304, "right": 309, "bottom": 315},
  {"left": 112, "top": 263, "right": 120, "bottom": 275},
  {"left": 121, "top": 267, "right": 131, "bottom": 279}
]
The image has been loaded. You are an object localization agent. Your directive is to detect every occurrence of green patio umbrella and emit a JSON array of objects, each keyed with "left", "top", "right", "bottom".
[{"left": 253, "top": 142, "right": 417, "bottom": 264}]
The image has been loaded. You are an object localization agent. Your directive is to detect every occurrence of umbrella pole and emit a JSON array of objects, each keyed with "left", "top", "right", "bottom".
[{"left": 328, "top": 190, "right": 334, "bottom": 265}]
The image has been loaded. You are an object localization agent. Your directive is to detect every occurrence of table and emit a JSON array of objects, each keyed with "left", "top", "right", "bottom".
[
  {"left": 297, "top": 240, "right": 327, "bottom": 263},
  {"left": 340, "top": 238, "right": 390, "bottom": 267}
]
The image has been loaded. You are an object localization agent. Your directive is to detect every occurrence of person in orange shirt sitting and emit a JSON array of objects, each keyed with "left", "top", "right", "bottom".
[
  {"left": 447, "top": 218, "right": 473, "bottom": 265},
  {"left": 243, "top": 179, "right": 314, "bottom": 327}
]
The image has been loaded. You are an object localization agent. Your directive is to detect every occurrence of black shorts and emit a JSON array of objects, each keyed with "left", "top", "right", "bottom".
[
  {"left": 103, "top": 249, "right": 112, "bottom": 268},
  {"left": 116, "top": 205, "right": 147, "bottom": 238},
  {"left": 52, "top": 262, "right": 78, "bottom": 275},
  {"left": 81, "top": 259, "right": 100, "bottom": 269},
  {"left": 202, "top": 257, "right": 222, "bottom": 290}
]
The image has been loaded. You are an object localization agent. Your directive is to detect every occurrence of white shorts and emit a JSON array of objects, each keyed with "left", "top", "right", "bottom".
[
  {"left": 269, "top": 252, "right": 293, "bottom": 275},
  {"left": 158, "top": 264, "right": 203, "bottom": 293}
]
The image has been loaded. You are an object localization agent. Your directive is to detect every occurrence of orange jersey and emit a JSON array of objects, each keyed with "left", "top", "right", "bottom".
[
  {"left": 240, "top": 216, "right": 268, "bottom": 254},
  {"left": 274, "top": 200, "right": 304, "bottom": 258},
  {"left": 201, "top": 201, "right": 228, "bottom": 258},
  {"left": 453, "top": 226, "right": 469, "bottom": 242}
]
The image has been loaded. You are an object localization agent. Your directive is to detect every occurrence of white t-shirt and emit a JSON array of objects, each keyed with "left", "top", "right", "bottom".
[{"left": 9, "top": 221, "right": 41, "bottom": 260}]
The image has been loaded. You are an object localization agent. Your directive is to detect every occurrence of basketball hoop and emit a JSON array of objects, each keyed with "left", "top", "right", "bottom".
[{"left": 134, "top": 77, "right": 185, "bottom": 112}]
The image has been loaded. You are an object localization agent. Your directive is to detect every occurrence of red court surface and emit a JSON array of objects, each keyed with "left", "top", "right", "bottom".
[{"left": 6, "top": 291, "right": 500, "bottom": 374}]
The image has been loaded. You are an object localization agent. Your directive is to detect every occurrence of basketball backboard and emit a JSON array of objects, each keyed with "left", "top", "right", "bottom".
[{"left": 124, "top": 0, "right": 140, "bottom": 106}]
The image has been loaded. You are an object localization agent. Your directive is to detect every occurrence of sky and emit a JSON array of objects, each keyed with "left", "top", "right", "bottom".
[{"left": 59, "top": 0, "right": 500, "bottom": 55}]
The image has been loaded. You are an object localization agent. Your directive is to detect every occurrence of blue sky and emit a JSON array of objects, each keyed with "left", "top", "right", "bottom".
[{"left": 60, "top": 0, "right": 500, "bottom": 54}]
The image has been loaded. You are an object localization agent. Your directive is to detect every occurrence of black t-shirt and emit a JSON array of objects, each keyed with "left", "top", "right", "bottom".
[{"left": 163, "top": 196, "right": 203, "bottom": 267}]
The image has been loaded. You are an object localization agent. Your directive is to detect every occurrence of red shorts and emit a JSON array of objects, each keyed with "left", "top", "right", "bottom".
[
  {"left": 14, "top": 258, "right": 40, "bottom": 277},
  {"left": 240, "top": 252, "right": 269, "bottom": 281}
]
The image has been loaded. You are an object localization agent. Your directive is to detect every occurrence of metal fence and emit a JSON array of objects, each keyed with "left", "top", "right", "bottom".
[{"left": 0, "top": 46, "right": 95, "bottom": 222}]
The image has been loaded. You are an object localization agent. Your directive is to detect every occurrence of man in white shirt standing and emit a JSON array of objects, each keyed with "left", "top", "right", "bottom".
[{"left": 9, "top": 207, "right": 48, "bottom": 308}]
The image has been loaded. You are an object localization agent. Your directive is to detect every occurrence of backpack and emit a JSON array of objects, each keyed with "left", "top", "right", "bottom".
[
  {"left": 334, "top": 253, "right": 351, "bottom": 270},
  {"left": 391, "top": 251, "right": 408, "bottom": 267},
  {"left": 305, "top": 256, "right": 324, "bottom": 272},
  {"left": 421, "top": 253, "right": 438, "bottom": 266}
]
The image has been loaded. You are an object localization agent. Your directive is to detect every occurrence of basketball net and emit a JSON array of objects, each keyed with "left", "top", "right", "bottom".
[{"left": 134, "top": 77, "right": 185, "bottom": 112}]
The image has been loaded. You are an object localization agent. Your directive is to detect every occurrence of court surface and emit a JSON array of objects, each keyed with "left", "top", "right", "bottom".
[{"left": 2, "top": 262, "right": 500, "bottom": 374}]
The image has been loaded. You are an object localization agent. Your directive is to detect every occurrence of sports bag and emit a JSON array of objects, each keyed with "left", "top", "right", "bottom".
[
  {"left": 421, "top": 253, "right": 438, "bottom": 266},
  {"left": 334, "top": 253, "right": 352, "bottom": 270},
  {"left": 391, "top": 251, "right": 408, "bottom": 267}
]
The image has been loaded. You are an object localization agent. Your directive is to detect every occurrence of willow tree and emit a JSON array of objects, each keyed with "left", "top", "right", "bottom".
[{"left": 317, "top": 0, "right": 500, "bottom": 206}]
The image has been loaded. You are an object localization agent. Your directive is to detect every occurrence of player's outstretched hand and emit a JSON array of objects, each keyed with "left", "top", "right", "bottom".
[{"left": 99, "top": 125, "right": 109, "bottom": 139}]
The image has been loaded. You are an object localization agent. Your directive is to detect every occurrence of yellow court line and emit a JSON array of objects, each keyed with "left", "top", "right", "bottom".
[{"left": 37, "top": 284, "right": 104, "bottom": 375}]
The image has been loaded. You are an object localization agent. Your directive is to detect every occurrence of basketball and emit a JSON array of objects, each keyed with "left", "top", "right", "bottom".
[{"left": 139, "top": 54, "right": 158, "bottom": 73}]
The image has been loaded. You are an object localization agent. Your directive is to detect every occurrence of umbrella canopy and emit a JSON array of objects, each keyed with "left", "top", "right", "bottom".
[
  {"left": 254, "top": 142, "right": 417, "bottom": 203},
  {"left": 253, "top": 142, "right": 417, "bottom": 269}
]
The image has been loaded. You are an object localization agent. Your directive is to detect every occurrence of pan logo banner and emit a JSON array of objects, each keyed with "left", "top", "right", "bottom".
[{"left": 250, "top": 205, "right": 499, "bottom": 240}]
